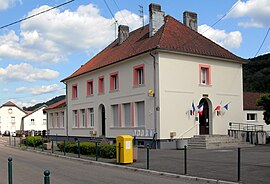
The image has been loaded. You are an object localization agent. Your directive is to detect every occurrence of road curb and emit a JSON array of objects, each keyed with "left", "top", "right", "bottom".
[{"left": 6, "top": 145, "right": 237, "bottom": 184}]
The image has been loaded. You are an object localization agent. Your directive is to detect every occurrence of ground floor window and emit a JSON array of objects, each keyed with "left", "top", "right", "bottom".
[
  {"left": 88, "top": 108, "right": 94, "bottom": 127},
  {"left": 136, "top": 101, "right": 145, "bottom": 127},
  {"left": 73, "top": 110, "right": 78, "bottom": 127},
  {"left": 247, "top": 113, "right": 257, "bottom": 121}
]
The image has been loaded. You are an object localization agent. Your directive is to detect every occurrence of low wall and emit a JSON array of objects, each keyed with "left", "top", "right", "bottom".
[{"left": 228, "top": 130, "right": 266, "bottom": 144}]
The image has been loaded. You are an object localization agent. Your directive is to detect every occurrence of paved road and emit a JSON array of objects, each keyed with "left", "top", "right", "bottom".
[{"left": 0, "top": 144, "right": 207, "bottom": 184}]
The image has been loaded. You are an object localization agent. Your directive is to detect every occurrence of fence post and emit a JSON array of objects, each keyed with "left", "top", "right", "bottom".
[
  {"left": 147, "top": 144, "right": 150, "bottom": 169},
  {"left": 9, "top": 135, "right": 11, "bottom": 145},
  {"left": 118, "top": 143, "right": 121, "bottom": 164},
  {"left": 64, "top": 140, "right": 66, "bottom": 156},
  {"left": 26, "top": 138, "right": 28, "bottom": 149},
  {"left": 14, "top": 137, "right": 16, "bottom": 147},
  {"left": 51, "top": 139, "right": 54, "bottom": 153},
  {"left": 77, "top": 140, "right": 80, "bottom": 158},
  {"left": 44, "top": 170, "right": 50, "bottom": 184},
  {"left": 95, "top": 142, "right": 99, "bottom": 161},
  {"left": 184, "top": 145, "right": 187, "bottom": 175},
  {"left": 20, "top": 136, "right": 22, "bottom": 147},
  {"left": 8, "top": 157, "right": 12, "bottom": 184},
  {"left": 237, "top": 147, "right": 241, "bottom": 182},
  {"left": 42, "top": 137, "right": 44, "bottom": 151}
]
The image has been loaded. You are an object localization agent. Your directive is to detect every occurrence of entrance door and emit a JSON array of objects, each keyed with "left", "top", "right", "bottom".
[
  {"left": 199, "top": 98, "right": 209, "bottom": 135},
  {"left": 101, "top": 105, "right": 106, "bottom": 136}
]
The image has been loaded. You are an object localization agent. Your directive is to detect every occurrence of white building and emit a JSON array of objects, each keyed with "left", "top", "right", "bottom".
[
  {"left": 44, "top": 99, "right": 66, "bottom": 137},
  {"left": 60, "top": 4, "right": 246, "bottom": 148},
  {"left": 22, "top": 104, "right": 47, "bottom": 134},
  {"left": 0, "top": 101, "right": 27, "bottom": 134}
]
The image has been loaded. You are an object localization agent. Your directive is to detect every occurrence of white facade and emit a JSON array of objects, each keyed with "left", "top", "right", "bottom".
[
  {"left": 0, "top": 102, "right": 27, "bottom": 134},
  {"left": 244, "top": 110, "right": 270, "bottom": 131},
  {"left": 65, "top": 51, "right": 244, "bottom": 141},
  {"left": 22, "top": 105, "right": 47, "bottom": 132},
  {"left": 45, "top": 100, "right": 66, "bottom": 136}
]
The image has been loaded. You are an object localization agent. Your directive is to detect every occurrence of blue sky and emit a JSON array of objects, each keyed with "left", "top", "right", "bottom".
[{"left": 0, "top": 0, "right": 269, "bottom": 107}]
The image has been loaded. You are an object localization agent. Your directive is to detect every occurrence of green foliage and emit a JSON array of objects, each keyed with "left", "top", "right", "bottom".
[
  {"left": 57, "top": 141, "right": 116, "bottom": 159},
  {"left": 26, "top": 136, "right": 43, "bottom": 147},
  {"left": 244, "top": 53, "right": 270, "bottom": 92},
  {"left": 257, "top": 93, "right": 270, "bottom": 125}
]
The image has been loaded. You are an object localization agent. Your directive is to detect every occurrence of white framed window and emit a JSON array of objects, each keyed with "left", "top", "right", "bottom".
[
  {"left": 61, "top": 112, "right": 65, "bottom": 128},
  {"left": 50, "top": 113, "right": 54, "bottom": 128},
  {"left": 136, "top": 101, "right": 145, "bottom": 127},
  {"left": 247, "top": 113, "right": 257, "bottom": 121},
  {"left": 56, "top": 112, "right": 59, "bottom": 128},
  {"left": 81, "top": 109, "right": 86, "bottom": 128},
  {"left": 124, "top": 103, "right": 131, "bottom": 127},
  {"left": 43, "top": 119, "right": 46, "bottom": 125},
  {"left": 31, "top": 119, "right": 35, "bottom": 125},
  {"left": 73, "top": 110, "right": 78, "bottom": 127},
  {"left": 88, "top": 108, "right": 94, "bottom": 127},
  {"left": 11, "top": 117, "right": 15, "bottom": 124},
  {"left": 134, "top": 64, "right": 144, "bottom": 86},
  {"left": 112, "top": 105, "right": 119, "bottom": 127},
  {"left": 199, "top": 64, "right": 211, "bottom": 85}
]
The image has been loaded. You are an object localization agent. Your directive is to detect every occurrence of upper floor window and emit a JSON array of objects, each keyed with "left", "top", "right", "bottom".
[
  {"left": 87, "top": 80, "right": 94, "bottom": 96},
  {"left": 134, "top": 64, "right": 144, "bottom": 86},
  {"left": 247, "top": 113, "right": 257, "bottom": 121},
  {"left": 31, "top": 119, "right": 35, "bottom": 125},
  {"left": 43, "top": 119, "right": 46, "bottom": 125},
  {"left": 98, "top": 76, "right": 104, "bottom": 94},
  {"left": 110, "top": 72, "right": 119, "bottom": 91},
  {"left": 11, "top": 117, "right": 15, "bottom": 124},
  {"left": 199, "top": 64, "right": 211, "bottom": 85},
  {"left": 72, "top": 84, "right": 78, "bottom": 99}
]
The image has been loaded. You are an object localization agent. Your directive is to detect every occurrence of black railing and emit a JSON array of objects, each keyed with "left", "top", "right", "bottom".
[{"left": 229, "top": 122, "right": 264, "bottom": 132}]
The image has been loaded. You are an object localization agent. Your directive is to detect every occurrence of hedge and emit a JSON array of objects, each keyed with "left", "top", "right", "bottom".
[
  {"left": 57, "top": 141, "right": 116, "bottom": 159},
  {"left": 25, "top": 136, "right": 45, "bottom": 147}
]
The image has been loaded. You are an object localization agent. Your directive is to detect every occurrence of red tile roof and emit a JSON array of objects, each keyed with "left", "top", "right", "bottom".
[
  {"left": 44, "top": 99, "right": 66, "bottom": 111},
  {"left": 243, "top": 92, "right": 264, "bottom": 110},
  {"left": 2, "top": 101, "right": 16, "bottom": 106},
  {"left": 62, "top": 15, "right": 245, "bottom": 81}
]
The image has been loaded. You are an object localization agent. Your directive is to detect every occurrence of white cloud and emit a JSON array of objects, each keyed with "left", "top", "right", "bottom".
[
  {"left": 0, "top": 63, "right": 59, "bottom": 82},
  {"left": 198, "top": 24, "right": 242, "bottom": 50},
  {"left": 227, "top": 0, "right": 270, "bottom": 28},
  {"left": 0, "top": 0, "right": 21, "bottom": 10},
  {"left": 15, "top": 84, "right": 63, "bottom": 95},
  {"left": 0, "top": 3, "right": 142, "bottom": 63},
  {"left": 9, "top": 98, "right": 38, "bottom": 108},
  {"left": 2, "top": 88, "right": 8, "bottom": 92}
]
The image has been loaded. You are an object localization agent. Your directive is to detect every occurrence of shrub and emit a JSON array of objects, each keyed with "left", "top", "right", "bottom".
[
  {"left": 26, "top": 136, "right": 42, "bottom": 147},
  {"left": 57, "top": 141, "right": 116, "bottom": 159}
]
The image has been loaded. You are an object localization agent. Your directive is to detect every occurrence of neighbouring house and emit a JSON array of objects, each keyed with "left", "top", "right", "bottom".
[
  {"left": 44, "top": 99, "right": 66, "bottom": 137},
  {"left": 0, "top": 101, "right": 27, "bottom": 135},
  {"left": 22, "top": 104, "right": 48, "bottom": 135},
  {"left": 60, "top": 3, "right": 246, "bottom": 148},
  {"left": 243, "top": 92, "right": 270, "bottom": 131}
]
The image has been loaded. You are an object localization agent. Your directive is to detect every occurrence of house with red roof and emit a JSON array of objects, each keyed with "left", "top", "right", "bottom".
[
  {"left": 61, "top": 4, "right": 246, "bottom": 148},
  {"left": 44, "top": 99, "right": 66, "bottom": 136},
  {"left": 0, "top": 101, "right": 27, "bottom": 135}
]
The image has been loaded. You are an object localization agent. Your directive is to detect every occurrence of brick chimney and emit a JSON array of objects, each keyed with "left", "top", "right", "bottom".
[
  {"left": 183, "top": 11, "right": 198, "bottom": 31},
  {"left": 118, "top": 25, "right": 129, "bottom": 44},
  {"left": 149, "top": 3, "right": 165, "bottom": 37}
]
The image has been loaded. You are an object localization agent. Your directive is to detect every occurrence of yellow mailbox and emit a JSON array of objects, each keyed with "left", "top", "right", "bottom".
[{"left": 116, "top": 135, "right": 133, "bottom": 164}]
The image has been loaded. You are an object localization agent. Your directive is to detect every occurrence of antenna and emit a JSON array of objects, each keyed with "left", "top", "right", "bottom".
[
  {"left": 139, "top": 5, "right": 144, "bottom": 27},
  {"left": 111, "top": 20, "right": 118, "bottom": 39}
]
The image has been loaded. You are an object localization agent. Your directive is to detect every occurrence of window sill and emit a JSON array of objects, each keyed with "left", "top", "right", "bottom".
[
  {"left": 109, "top": 89, "right": 119, "bottom": 93},
  {"left": 86, "top": 94, "right": 94, "bottom": 97},
  {"left": 133, "top": 84, "right": 145, "bottom": 88},
  {"left": 199, "top": 84, "right": 212, "bottom": 87},
  {"left": 98, "top": 92, "right": 105, "bottom": 95},
  {"left": 110, "top": 126, "right": 144, "bottom": 129},
  {"left": 71, "top": 97, "right": 78, "bottom": 100}
]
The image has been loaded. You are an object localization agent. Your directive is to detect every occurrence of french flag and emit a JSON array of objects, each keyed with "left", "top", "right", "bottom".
[
  {"left": 192, "top": 102, "right": 196, "bottom": 115},
  {"left": 197, "top": 102, "right": 204, "bottom": 116}
]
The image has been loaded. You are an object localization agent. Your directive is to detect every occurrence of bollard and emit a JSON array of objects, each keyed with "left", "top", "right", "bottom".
[
  {"left": 147, "top": 144, "right": 150, "bottom": 169},
  {"left": 42, "top": 137, "right": 44, "bottom": 152},
  {"left": 95, "top": 142, "right": 99, "bottom": 161},
  {"left": 20, "top": 137, "right": 22, "bottom": 147},
  {"left": 237, "top": 147, "right": 241, "bottom": 182},
  {"left": 77, "top": 140, "right": 80, "bottom": 158},
  {"left": 44, "top": 170, "right": 50, "bottom": 184},
  {"left": 118, "top": 143, "right": 121, "bottom": 164},
  {"left": 9, "top": 135, "right": 11, "bottom": 145},
  {"left": 184, "top": 145, "right": 187, "bottom": 175},
  {"left": 8, "top": 157, "right": 12, "bottom": 184},
  {"left": 14, "top": 137, "right": 16, "bottom": 147},
  {"left": 64, "top": 140, "right": 66, "bottom": 156}
]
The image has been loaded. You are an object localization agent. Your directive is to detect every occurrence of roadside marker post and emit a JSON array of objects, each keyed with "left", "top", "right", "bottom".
[{"left": 8, "top": 157, "right": 12, "bottom": 184}]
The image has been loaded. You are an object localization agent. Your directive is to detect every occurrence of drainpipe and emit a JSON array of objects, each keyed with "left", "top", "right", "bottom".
[{"left": 150, "top": 51, "right": 157, "bottom": 149}]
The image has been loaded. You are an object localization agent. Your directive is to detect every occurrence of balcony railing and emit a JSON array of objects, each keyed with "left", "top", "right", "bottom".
[{"left": 229, "top": 122, "right": 264, "bottom": 132}]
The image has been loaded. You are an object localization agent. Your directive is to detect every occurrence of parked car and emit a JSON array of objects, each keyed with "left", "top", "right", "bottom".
[{"left": 3, "top": 130, "right": 10, "bottom": 136}]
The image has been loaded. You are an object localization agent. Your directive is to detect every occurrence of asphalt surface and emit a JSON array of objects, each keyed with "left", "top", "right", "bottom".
[
  {"left": 0, "top": 142, "right": 212, "bottom": 184},
  {"left": 2, "top": 137, "right": 270, "bottom": 184}
]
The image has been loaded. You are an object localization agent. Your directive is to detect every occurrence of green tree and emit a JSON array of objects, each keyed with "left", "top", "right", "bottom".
[{"left": 257, "top": 93, "right": 270, "bottom": 125}]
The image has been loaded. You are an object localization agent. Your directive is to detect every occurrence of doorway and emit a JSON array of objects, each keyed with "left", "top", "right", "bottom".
[
  {"left": 99, "top": 104, "right": 106, "bottom": 136},
  {"left": 199, "top": 98, "right": 211, "bottom": 135}
]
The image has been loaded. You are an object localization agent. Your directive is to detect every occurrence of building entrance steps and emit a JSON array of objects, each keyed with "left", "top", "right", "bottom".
[{"left": 188, "top": 135, "right": 254, "bottom": 149}]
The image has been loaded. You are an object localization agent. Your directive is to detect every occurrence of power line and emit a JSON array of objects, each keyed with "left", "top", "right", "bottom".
[
  {"left": 254, "top": 27, "right": 270, "bottom": 57},
  {"left": 0, "top": 0, "right": 74, "bottom": 30},
  {"left": 103, "top": 0, "right": 118, "bottom": 24}
]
